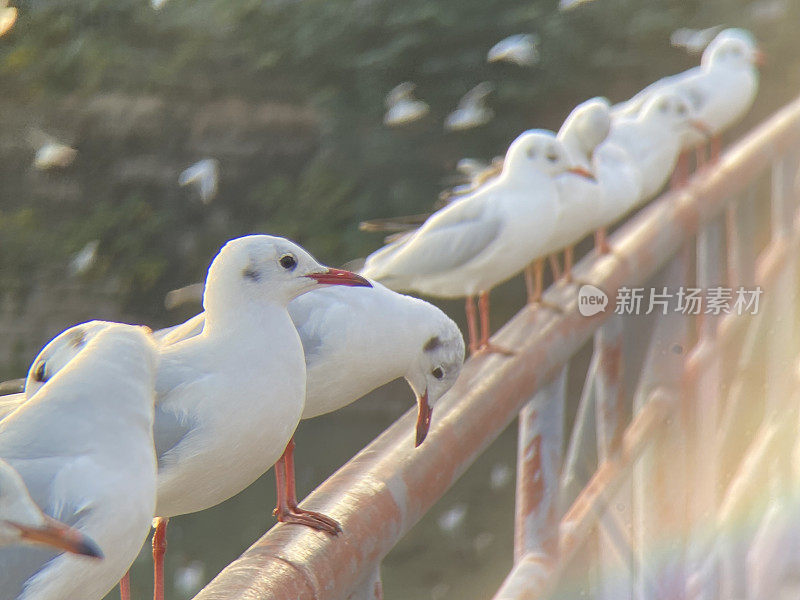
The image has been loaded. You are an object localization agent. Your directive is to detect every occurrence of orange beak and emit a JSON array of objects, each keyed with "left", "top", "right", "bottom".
[
  {"left": 9, "top": 516, "right": 103, "bottom": 558},
  {"left": 568, "top": 166, "right": 596, "bottom": 182},
  {"left": 755, "top": 49, "right": 767, "bottom": 67},
  {"left": 305, "top": 268, "right": 372, "bottom": 288},
  {"left": 690, "top": 119, "right": 713, "bottom": 139},
  {"left": 415, "top": 390, "right": 432, "bottom": 447}
]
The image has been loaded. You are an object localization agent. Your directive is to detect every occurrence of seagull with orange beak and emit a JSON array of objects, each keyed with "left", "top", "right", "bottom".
[
  {"left": 156, "top": 279, "right": 465, "bottom": 521},
  {"left": 614, "top": 28, "right": 763, "bottom": 162},
  {"left": 362, "top": 130, "right": 596, "bottom": 354},
  {"left": 603, "top": 91, "right": 712, "bottom": 201}
]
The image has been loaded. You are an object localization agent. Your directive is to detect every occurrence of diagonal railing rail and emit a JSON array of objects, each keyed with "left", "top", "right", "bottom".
[{"left": 191, "top": 94, "right": 800, "bottom": 600}]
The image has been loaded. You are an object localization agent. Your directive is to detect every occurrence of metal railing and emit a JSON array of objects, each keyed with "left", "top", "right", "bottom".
[{"left": 192, "top": 94, "right": 800, "bottom": 600}]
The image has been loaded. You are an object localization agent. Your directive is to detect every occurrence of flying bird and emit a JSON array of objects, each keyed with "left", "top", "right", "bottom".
[{"left": 384, "top": 82, "right": 430, "bottom": 127}]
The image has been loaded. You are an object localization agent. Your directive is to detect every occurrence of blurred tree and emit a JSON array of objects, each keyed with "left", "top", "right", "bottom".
[{"left": 0, "top": 0, "right": 798, "bottom": 321}]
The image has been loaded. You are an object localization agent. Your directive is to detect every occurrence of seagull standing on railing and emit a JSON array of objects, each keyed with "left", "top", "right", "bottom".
[
  {"left": 12, "top": 235, "right": 371, "bottom": 600},
  {"left": 155, "top": 281, "right": 465, "bottom": 515},
  {"left": 384, "top": 82, "right": 430, "bottom": 127},
  {"left": 445, "top": 83, "right": 495, "bottom": 131},
  {"left": 361, "top": 130, "right": 593, "bottom": 355},
  {"left": 604, "top": 91, "right": 711, "bottom": 200},
  {"left": 0, "top": 324, "right": 159, "bottom": 600},
  {"left": 614, "top": 28, "right": 762, "bottom": 162},
  {"left": 0, "top": 459, "right": 103, "bottom": 557}
]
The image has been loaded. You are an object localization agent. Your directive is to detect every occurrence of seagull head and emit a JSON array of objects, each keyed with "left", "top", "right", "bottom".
[
  {"left": 642, "top": 92, "right": 711, "bottom": 137},
  {"left": 25, "top": 320, "right": 114, "bottom": 400},
  {"left": 204, "top": 235, "right": 371, "bottom": 311},
  {"left": 565, "top": 97, "right": 612, "bottom": 158},
  {"left": 0, "top": 460, "right": 103, "bottom": 558},
  {"left": 405, "top": 309, "right": 465, "bottom": 447},
  {"left": 504, "top": 130, "right": 596, "bottom": 181},
  {"left": 703, "top": 28, "right": 763, "bottom": 68}
]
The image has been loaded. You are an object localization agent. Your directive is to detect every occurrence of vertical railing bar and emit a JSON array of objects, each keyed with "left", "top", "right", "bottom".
[
  {"left": 686, "top": 211, "right": 726, "bottom": 600},
  {"left": 594, "top": 314, "right": 633, "bottom": 600},
  {"left": 514, "top": 366, "right": 567, "bottom": 564},
  {"left": 744, "top": 146, "right": 800, "bottom": 599},
  {"left": 560, "top": 352, "right": 599, "bottom": 514},
  {"left": 633, "top": 252, "right": 691, "bottom": 600}
]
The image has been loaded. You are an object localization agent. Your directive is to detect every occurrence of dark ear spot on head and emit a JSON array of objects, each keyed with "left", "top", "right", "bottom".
[
  {"left": 33, "top": 362, "right": 46, "bottom": 383},
  {"left": 242, "top": 267, "right": 261, "bottom": 282},
  {"left": 423, "top": 336, "right": 441, "bottom": 352}
]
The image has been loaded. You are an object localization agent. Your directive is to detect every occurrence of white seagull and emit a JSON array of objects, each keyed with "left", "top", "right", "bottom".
[
  {"left": 670, "top": 26, "right": 724, "bottom": 55},
  {"left": 178, "top": 158, "right": 219, "bottom": 204},
  {"left": 445, "top": 83, "right": 495, "bottom": 132},
  {"left": 0, "top": 324, "right": 159, "bottom": 600},
  {"left": 487, "top": 34, "right": 540, "bottom": 67},
  {"left": 34, "top": 141, "right": 77, "bottom": 171},
  {"left": 69, "top": 240, "right": 100, "bottom": 276},
  {"left": 604, "top": 91, "right": 710, "bottom": 200},
  {"left": 384, "top": 82, "right": 430, "bottom": 127},
  {"left": 0, "top": 1, "right": 16, "bottom": 37},
  {"left": 156, "top": 281, "right": 465, "bottom": 513},
  {"left": 361, "top": 130, "right": 593, "bottom": 354},
  {"left": 0, "top": 459, "right": 102, "bottom": 558},
  {"left": 615, "top": 28, "right": 762, "bottom": 159},
  {"left": 557, "top": 97, "right": 612, "bottom": 170}
]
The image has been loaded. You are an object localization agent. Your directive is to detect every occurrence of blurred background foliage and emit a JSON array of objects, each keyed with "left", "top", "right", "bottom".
[{"left": 1, "top": 0, "right": 799, "bottom": 324}]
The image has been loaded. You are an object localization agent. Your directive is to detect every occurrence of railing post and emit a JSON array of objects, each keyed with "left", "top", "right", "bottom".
[
  {"left": 633, "top": 253, "right": 690, "bottom": 600},
  {"left": 686, "top": 212, "right": 726, "bottom": 599},
  {"left": 593, "top": 314, "right": 633, "bottom": 600},
  {"left": 514, "top": 366, "right": 566, "bottom": 563}
]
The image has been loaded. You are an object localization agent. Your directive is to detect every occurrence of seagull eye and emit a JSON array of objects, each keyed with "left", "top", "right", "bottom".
[
  {"left": 279, "top": 254, "right": 297, "bottom": 270},
  {"left": 432, "top": 367, "right": 444, "bottom": 380},
  {"left": 34, "top": 362, "right": 46, "bottom": 383},
  {"left": 526, "top": 147, "right": 537, "bottom": 159},
  {"left": 546, "top": 152, "right": 559, "bottom": 163}
]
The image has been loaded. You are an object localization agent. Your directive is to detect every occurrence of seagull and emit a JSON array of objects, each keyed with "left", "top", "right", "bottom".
[
  {"left": 487, "top": 34, "right": 540, "bottom": 67},
  {"left": 557, "top": 97, "right": 612, "bottom": 170},
  {"left": 34, "top": 141, "right": 77, "bottom": 170},
  {"left": 178, "top": 159, "right": 219, "bottom": 204},
  {"left": 0, "top": 324, "right": 159, "bottom": 600},
  {"left": 748, "top": 0, "right": 789, "bottom": 23},
  {"left": 361, "top": 130, "right": 593, "bottom": 354},
  {"left": 614, "top": 28, "right": 762, "bottom": 160},
  {"left": 69, "top": 240, "right": 99, "bottom": 276},
  {"left": 384, "top": 82, "right": 430, "bottom": 127},
  {"left": 445, "top": 83, "right": 495, "bottom": 131},
  {"left": 559, "top": 0, "right": 596, "bottom": 10},
  {"left": 670, "top": 26, "right": 724, "bottom": 55},
  {"left": 0, "top": 1, "right": 16, "bottom": 37},
  {"left": 164, "top": 282, "right": 205, "bottom": 310},
  {"left": 156, "top": 281, "right": 465, "bottom": 519},
  {"left": 605, "top": 91, "right": 710, "bottom": 200},
  {"left": 0, "top": 459, "right": 102, "bottom": 558},
  {"left": 586, "top": 141, "right": 644, "bottom": 254},
  {"left": 158, "top": 280, "right": 464, "bottom": 442}
]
